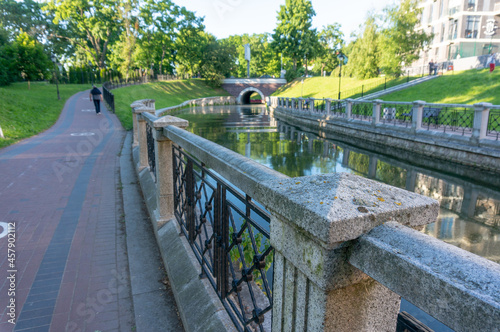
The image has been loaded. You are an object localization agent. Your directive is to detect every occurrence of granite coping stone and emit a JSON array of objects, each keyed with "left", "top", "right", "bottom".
[{"left": 258, "top": 172, "right": 439, "bottom": 247}]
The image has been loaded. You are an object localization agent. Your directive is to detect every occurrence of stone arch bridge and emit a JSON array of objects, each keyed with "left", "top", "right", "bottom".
[{"left": 222, "top": 78, "right": 287, "bottom": 104}]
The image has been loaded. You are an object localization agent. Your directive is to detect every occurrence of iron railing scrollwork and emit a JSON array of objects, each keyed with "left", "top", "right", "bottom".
[
  {"left": 487, "top": 110, "right": 500, "bottom": 140},
  {"left": 173, "top": 146, "right": 274, "bottom": 332},
  {"left": 146, "top": 123, "right": 156, "bottom": 178}
]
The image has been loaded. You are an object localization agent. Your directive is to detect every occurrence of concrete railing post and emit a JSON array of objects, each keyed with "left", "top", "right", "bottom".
[
  {"left": 309, "top": 98, "right": 315, "bottom": 113},
  {"left": 259, "top": 173, "right": 439, "bottom": 331},
  {"left": 471, "top": 102, "right": 492, "bottom": 143},
  {"left": 325, "top": 99, "right": 332, "bottom": 116},
  {"left": 372, "top": 99, "right": 383, "bottom": 126},
  {"left": 412, "top": 101, "right": 426, "bottom": 132},
  {"left": 151, "top": 116, "right": 189, "bottom": 227},
  {"left": 299, "top": 98, "right": 303, "bottom": 111},
  {"left": 345, "top": 99, "right": 353, "bottom": 119},
  {"left": 291, "top": 98, "right": 296, "bottom": 110},
  {"left": 134, "top": 106, "right": 155, "bottom": 171},
  {"left": 285, "top": 98, "right": 289, "bottom": 108}
]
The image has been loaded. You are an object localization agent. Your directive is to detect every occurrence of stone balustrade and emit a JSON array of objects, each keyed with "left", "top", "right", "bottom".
[{"left": 130, "top": 99, "right": 500, "bottom": 332}]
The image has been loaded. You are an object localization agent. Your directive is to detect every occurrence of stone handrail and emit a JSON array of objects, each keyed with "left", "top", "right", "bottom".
[
  {"left": 131, "top": 100, "right": 500, "bottom": 331},
  {"left": 269, "top": 96, "right": 499, "bottom": 145}
]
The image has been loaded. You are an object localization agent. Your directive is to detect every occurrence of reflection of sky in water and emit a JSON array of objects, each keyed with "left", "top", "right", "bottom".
[{"left": 174, "top": 105, "right": 500, "bottom": 331}]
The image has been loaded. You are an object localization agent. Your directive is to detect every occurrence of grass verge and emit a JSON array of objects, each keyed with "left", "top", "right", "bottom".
[
  {"left": 382, "top": 69, "right": 500, "bottom": 105},
  {"left": 112, "top": 79, "right": 229, "bottom": 130},
  {"left": 0, "top": 82, "right": 88, "bottom": 149}
]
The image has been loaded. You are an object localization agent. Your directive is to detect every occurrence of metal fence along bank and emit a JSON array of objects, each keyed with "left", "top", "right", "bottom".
[{"left": 129, "top": 98, "right": 500, "bottom": 332}]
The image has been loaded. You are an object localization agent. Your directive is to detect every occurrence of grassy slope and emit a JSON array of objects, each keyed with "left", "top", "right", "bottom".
[
  {"left": 0, "top": 82, "right": 88, "bottom": 149},
  {"left": 113, "top": 79, "right": 229, "bottom": 130},
  {"left": 272, "top": 76, "right": 410, "bottom": 99},
  {"left": 382, "top": 69, "right": 500, "bottom": 105},
  {"left": 273, "top": 69, "right": 500, "bottom": 105}
]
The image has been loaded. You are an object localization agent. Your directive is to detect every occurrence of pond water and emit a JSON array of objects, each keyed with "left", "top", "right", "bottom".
[{"left": 171, "top": 104, "right": 500, "bottom": 331}]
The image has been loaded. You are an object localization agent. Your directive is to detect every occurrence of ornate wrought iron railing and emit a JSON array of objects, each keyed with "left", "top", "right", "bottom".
[
  {"left": 351, "top": 101, "right": 373, "bottom": 121},
  {"left": 487, "top": 109, "right": 500, "bottom": 140},
  {"left": 380, "top": 102, "right": 413, "bottom": 127},
  {"left": 172, "top": 145, "right": 274, "bottom": 332},
  {"left": 146, "top": 123, "right": 156, "bottom": 178}
]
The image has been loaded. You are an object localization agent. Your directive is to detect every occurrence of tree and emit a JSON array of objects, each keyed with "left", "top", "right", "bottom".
[
  {"left": 14, "top": 32, "right": 51, "bottom": 88},
  {"left": 317, "top": 24, "right": 344, "bottom": 76},
  {"left": 344, "top": 16, "right": 379, "bottom": 79},
  {"left": 43, "top": 0, "right": 124, "bottom": 70},
  {"left": 0, "top": 0, "right": 48, "bottom": 42},
  {"left": 272, "top": 0, "right": 319, "bottom": 75},
  {"left": 200, "top": 36, "right": 236, "bottom": 87},
  {"left": 378, "top": 0, "right": 431, "bottom": 76},
  {"left": 175, "top": 27, "right": 209, "bottom": 77},
  {"left": 0, "top": 30, "right": 17, "bottom": 85}
]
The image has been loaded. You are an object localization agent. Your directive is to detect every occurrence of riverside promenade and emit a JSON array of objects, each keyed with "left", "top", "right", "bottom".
[{"left": 0, "top": 92, "right": 181, "bottom": 331}]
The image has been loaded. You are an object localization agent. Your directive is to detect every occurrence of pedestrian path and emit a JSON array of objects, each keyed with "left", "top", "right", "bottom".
[{"left": 0, "top": 92, "right": 134, "bottom": 331}]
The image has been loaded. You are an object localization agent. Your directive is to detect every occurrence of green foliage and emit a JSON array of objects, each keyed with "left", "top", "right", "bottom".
[
  {"left": 0, "top": 83, "right": 87, "bottom": 148},
  {"left": 14, "top": 32, "right": 51, "bottom": 82},
  {"left": 272, "top": 0, "right": 319, "bottom": 72},
  {"left": 0, "top": 30, "right": 17, "bottom": 85},
  {"left": 344, "top": 16, "right": 379, "bottom": 79},
  {"left": 226, "top": 33, "right": 280, "bottom": 78},
  {"left": 200, "top": 38, "right": 236, "bottom": 87},
  {"left": 0, "top": 0, "right": 47, "bottom": 42},
  {"left": 378, "top": 0, "right": 431, "bottom": 76},
  {"left": 228, "top": 226, "right": 273, "bottom": 289},
  {"left": 43, "top": 0, "right": 124, "bottom": 70},
  {"left": 316, "top": 24, "right": 344, "bottom": 75}
]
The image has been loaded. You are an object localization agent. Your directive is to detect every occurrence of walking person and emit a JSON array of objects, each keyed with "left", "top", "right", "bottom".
[
  {"left": 428, "top": 59, "right": 434, "bottom": 76},
  {"left": 89, "top": 85, "right": 102, "bottom": 115}
]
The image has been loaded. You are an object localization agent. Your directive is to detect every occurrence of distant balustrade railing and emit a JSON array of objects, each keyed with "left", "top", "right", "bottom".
[
  {"left": 131, "top": 98, "right": 500, "bottom": 332},
  {"left": 271, "top": 96, "right": 500, "bottom": 141}
]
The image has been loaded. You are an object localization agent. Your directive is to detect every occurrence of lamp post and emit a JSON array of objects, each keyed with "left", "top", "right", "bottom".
[
  {"left": 88, "top": 60, "right": 93, "bottom": 85},
  {"left": 50, "top": 54, "right": 60, "bottom": 100},
  {"left": 337, "top": 53, "right": 346, "bottom": 100}
]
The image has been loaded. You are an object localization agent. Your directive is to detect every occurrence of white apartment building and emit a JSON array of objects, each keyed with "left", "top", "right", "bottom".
[{"left": 418, "top": 0, "right": 500, "bottom": 63}]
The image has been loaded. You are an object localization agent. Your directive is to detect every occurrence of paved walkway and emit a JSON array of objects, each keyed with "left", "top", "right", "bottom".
[{"left": 0, "top": 92, "right": 180, "bottom": 331}]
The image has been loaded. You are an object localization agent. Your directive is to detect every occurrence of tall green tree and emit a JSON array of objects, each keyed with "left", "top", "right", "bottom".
[
  {"left": 272, "top": 0, "right": 319, "bottom": 75},
  {"left": 14, "top": 32, "right": 51, "bottom": 87},
  {"left": 0, "top": 0, "right": 48, "bottom": 41},
  {"left": 316, "top": 24, "right": 344, "bottom": 76},
  {"left": 345, "top": 16, "right": 379, "bottom": 79},
  {"left": 378, "top": 0, "right": 431, "bottom": 76},
  {"left": 43, "top": 0, "right": 124, "bottom": 70},
  {"left": 175, "top": 27, "right": 209, "bottom": 76},
  {"left": 200, "top": 36, "right": 236, "bottom": 87}
]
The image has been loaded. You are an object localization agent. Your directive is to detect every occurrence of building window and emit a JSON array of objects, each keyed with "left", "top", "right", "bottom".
[
  {"left": 441, "top": 23, "right": 446, "bottom": 42},
  {"left": 448, "top": 19, "right": 458, "bottom": 40},
  {"left": 428, "top": 2, "right": 434, "bottom": 23},
  {"left": 465, "top": 16, "right": 480, "bottom": 38},
  {"left": 439, "top": 0, "right": 444, "bottom": 18},
  {"left": 467, "top": 0, "right": 476, "bottom": 11},
  {"left": 448, "top": 0, "right": 461, "bottom": 15}
]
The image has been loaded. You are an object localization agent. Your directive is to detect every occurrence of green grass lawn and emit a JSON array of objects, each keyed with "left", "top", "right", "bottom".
[
  {"left": 0, "top": 82, "right": 88, "bottom": 149},
  {"left": 112, "top": 79, "right": 229, "bottom": 130},
  {"left": 272, "top": 75, "right": 413, "bottom": 99},
  {"left": 382, "top": 69, "right": 500, "bottom": 105},
  {"left": 273, "top": 69, "right": 500, "bottom": 105}
]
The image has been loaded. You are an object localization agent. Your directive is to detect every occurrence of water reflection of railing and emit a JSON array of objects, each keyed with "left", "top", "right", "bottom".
[{"left": 132, "top": 99, "right": 500, "bottom": 332}]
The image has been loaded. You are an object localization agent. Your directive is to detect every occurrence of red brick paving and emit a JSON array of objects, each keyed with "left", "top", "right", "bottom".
[{"left": 0, "top": 92, "right": 135, "bottom": 331}]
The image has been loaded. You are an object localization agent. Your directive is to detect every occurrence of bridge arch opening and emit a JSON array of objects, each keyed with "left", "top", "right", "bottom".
[{"left": 237, "top": 87, "right": 265, "bottom": 105}]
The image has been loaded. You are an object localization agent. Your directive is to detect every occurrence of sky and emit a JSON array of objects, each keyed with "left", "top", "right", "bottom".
[{"left": 172, "top": 0, "right": 397, "bottom": 41}]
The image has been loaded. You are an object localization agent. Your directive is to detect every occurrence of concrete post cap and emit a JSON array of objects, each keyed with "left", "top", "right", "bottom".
[{"left": 259, "top": 173, "right": 439, "bottom": 247}]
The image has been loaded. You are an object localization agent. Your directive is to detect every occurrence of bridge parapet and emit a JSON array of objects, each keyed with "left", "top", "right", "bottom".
[
  {"left": 222, "top": 78, "right": 286, "bottom": 104},
  {"left": 130, "top": 98, "right": 500, "bottom": 332}
]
